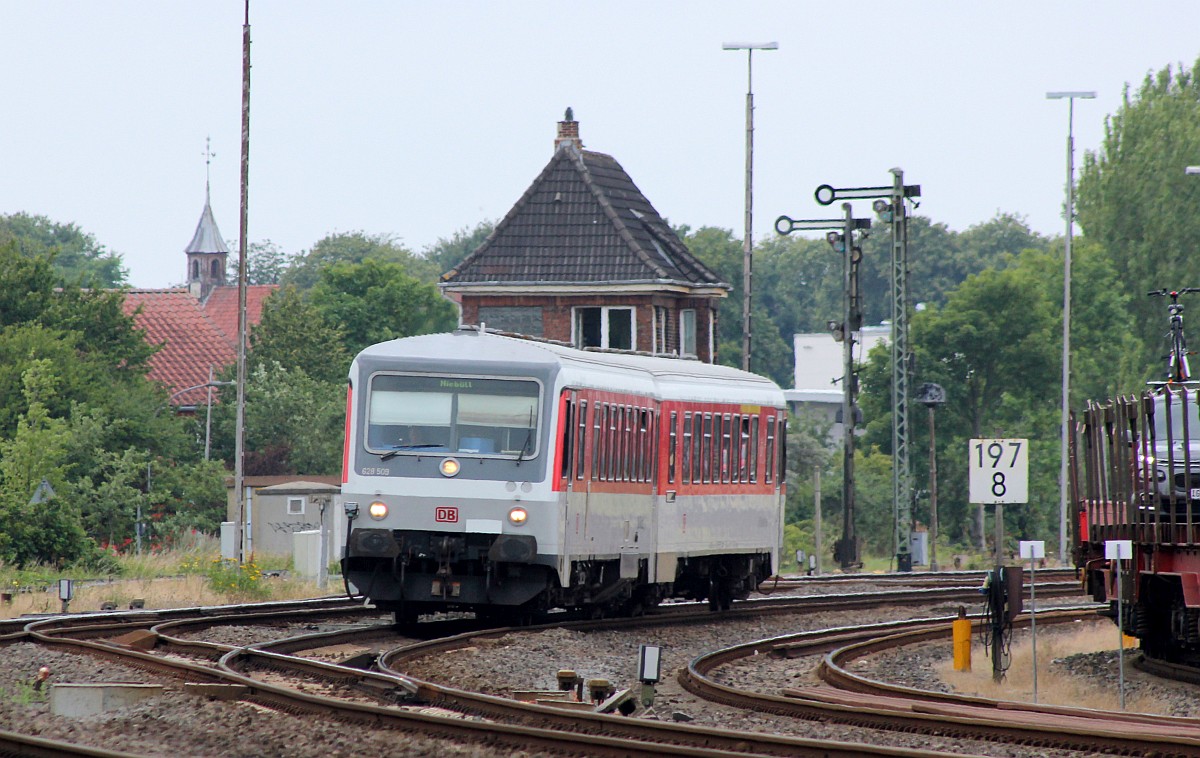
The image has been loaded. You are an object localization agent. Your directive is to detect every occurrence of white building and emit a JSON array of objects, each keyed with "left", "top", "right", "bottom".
[{"left": 784, "top": 325, "right": 890, "bottom": 441}]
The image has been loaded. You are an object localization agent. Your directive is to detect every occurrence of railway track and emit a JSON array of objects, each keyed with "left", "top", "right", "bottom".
[
  {"left": 0, "top": 575, "right": 1089, "bottom": 757},
  {"left": 6, "top": 585, "right": 1037, "bottom": 757},
  {"left": 680, "top": 606, "right": 1200, "bottom": 757}
]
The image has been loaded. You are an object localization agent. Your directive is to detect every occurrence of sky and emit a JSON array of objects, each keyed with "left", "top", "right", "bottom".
[{"left": 2, "top": 2, "right": 1198, "bottom": 289}]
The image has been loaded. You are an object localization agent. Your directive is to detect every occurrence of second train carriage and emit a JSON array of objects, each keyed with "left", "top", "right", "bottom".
[{"left": 340, "top": 328, "right": 787, "bottom": 621}]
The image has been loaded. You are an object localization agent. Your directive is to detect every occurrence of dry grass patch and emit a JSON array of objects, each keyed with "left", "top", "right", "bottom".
[{"left": 936, "top": 619, "right": 1174, "bottom": 713}]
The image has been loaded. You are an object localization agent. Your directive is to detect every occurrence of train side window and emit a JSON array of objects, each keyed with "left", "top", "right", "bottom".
[
  {"left": 692, "top": 412, "right": 703, "bottom": 484},
  {"left": 777, "top": 415, "right": 788, "bottom": 483},
  {"left": 669, "top": 411, "right": 678, "bottom": 484},
  {"left": 701, "top": 413, "right": 713, "bottom": 483},
  {"left": 643, "top": 409, "right": 654, "bottom": 482},
  {"left": 765, "top": 415, "right": 776, "bottom": 484},
  {"left": 648, "top": 407, "right": 657, "bottom": 479},
  {"left": 624, "top": 405, "right": 633, "bottom": 482},
  {"left": 729, "top": 414, "right": 741, "bottom": 483},
  {"left": 721, "top": 413, "right": 732, "bottom": 484},
  {"left": 561, "top": 399, "right": 574, "bottom": 480},
  {"left": 576, "top": 400, "right": 588, "bottom": 480},
  {"left": 749, "top": 415, "right": 759, "bottom": 484},
  {"left": 607, "top": 404, "right": 618, "bottom": 482},
  {"left": 595, "top": 403, "right": 606, "bottom": 481},
  {"left": 632, "top": 407, "right": 642, "bottom": 482},
  {"left": 682, "top": 412, "right": 692, "bottom": 483}
]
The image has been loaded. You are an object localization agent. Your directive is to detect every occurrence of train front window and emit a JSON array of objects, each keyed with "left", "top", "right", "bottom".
[
  {"left": 366, "top": 374, "right": 541, "bottom": 458},
  {"left": 1152, "top": 394, "right": 1200, "bottom": 442}
]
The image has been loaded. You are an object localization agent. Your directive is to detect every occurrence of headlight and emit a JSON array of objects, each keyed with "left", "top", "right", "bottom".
[
  {"left": 508, "top": 506, "right": 528, "bottom": 526},
  {"left": 369, "top": 501, "right": 388, "bottom": 520},
  {"left": 440, "top": 458, "right": 461, "bottom": 477}
]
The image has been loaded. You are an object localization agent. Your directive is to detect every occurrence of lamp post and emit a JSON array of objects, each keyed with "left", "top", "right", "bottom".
[
  {"left": 167, "top": 376, "right": 236, "bottom": 460},
  {"left": 916, "top": 383, "right": 946, "bottom": 571},
  {"left": 723, "top": 41, "right": 778, "bottom": 372},
  {"left": 1046, "top": 90, "right": 1095, "bottom": 565}
]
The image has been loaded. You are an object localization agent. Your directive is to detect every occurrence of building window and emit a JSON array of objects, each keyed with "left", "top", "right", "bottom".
[
  {"left": 191, "top": 260, "right": 200, "bottom": 280},
  {"left": 478, "top": 306, "right": 543, "bottom": 336},
  {"left": 680, "top": 309, "right": 697, "bottom": 357},
  {"left": 287, "top": 497, "right": 305, "bottom": 515},
  {"left": 574, "top": 307, "right": 634, "bottom": 350},
  {"left": 654, "top": 306, "right": 669, "bottom": 354},
  {"left": 210, "top": 259, "right": 221, "bottom": 279}
]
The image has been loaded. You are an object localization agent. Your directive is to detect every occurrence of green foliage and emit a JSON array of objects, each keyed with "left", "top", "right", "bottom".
[
  {"left": 308, "top": 258, "right": 457, "bottom": 357},
  {"left": 210, "top": 361, "right": 346, "bottom": 475},
  {"left": 422, "top": 221, "right": 495, "bottom": 274},
  {"left": 249, "top": 285, "right": 349, "bottom": 384},
  {"left": 246, "top": 239, "right": 294, "bottom": 285},
  {"left": 282, "top": 231, "right": 440, "bottom": 289},
  {"left": 679, "top": 226, "right": 793, "bottom": 384},
  {"left": 1076, "top": 57, "right": 1200, "bottom": 380},
  {"left": 0, "top": 212, "right": 126, "bottom": 287},
  {"left": 203, "top": 557, "right": 269, "bottom": 599}
]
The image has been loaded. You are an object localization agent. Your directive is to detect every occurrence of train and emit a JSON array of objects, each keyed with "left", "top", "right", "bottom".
[
  {"left": 339, "top": 328, "right": 787, "bottom": 623},
  {"left": 1073, "top": 386, "right": 1200, "bottom": 661}
]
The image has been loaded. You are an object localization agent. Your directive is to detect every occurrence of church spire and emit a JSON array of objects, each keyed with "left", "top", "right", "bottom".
[{"left": 186, "top": 137, "right": 231, "bottom": 301}]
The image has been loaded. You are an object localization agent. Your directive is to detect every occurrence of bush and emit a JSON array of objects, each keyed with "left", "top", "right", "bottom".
[{"left": 204, "top": 557, "right": 269, "bottom": 600}]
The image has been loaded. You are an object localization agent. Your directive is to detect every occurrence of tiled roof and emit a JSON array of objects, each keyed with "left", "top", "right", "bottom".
[
  {"left": 122, "top": 289, "right": 236, "bottom": 406},
  {"left": 442, "top": 146, "right": 726, "bottom": 290},
  {"left": 202, "top": 285, "right": 276, "bottom": 345},
  {"left": 121, "top": 284, "right": 277, "bottom": 406}
]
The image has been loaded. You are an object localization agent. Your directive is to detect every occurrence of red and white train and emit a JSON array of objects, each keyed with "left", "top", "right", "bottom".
[{"left": 340, "top": 328, "right": 787, "bottom": 622}]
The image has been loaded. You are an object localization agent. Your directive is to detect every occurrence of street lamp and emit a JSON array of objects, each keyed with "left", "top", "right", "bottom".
[
  {"left": 916, "top": 383, "right": 946, "bottom": 571},
  {"left": 167, "top": 372, "right": 236, "bottom": 461},
  {"left": 1046, "top": 90, "right": 1095, "bottom": 565},
  {"left": 723, "top": 41, "right": 778, "bottom": 372}
]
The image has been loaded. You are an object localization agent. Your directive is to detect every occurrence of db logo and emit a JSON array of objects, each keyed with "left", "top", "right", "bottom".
[{"left": 435, "top": 507, "right": 459, "bottom": 523}]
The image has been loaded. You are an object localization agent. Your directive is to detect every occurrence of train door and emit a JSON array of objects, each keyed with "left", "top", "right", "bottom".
[
  {"left": 562, "top": 392, "right": 591, "bottom": 577},
  {"left": 618, "top": 404, "right": 657, "bottom": 582}
]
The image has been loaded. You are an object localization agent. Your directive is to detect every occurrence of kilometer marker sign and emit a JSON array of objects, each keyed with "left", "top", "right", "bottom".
[{"left": 969, "top": 438, "right": 1029, "bottom": 504}]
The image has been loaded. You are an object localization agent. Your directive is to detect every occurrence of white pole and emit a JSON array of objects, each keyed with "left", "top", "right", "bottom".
[
  {"left": 1047, "top": 90, "right": 1096, "bottom": 564},
  {"left": 1117, "top": 557, "right": 1125, "bottom": 710},
  {"left": 1030, "top": 555, "right": 1037, "bottom": 703}
]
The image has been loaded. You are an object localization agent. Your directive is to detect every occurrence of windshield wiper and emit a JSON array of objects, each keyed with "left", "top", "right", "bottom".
[
  {"left": 515, "top": 408, "right": 534, "bottom": 465},
  {"left": 379, "top": 444, "right": 443, "bottom": 461}
]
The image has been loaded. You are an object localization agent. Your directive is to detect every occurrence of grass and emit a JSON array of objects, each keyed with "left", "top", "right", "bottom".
[
  {"left": 0, "top": 535, "right": 336, "bottom": 619},
  {"left": 937, "top": 619, "right": 1173, "bottom": 713}
]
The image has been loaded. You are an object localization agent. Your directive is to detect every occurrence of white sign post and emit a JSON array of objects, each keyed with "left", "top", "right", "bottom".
[
  {"left": 1019, "top": 540, "right": 1045, "bottom": 702},
  {"left": 1105, "top": 539, "right": 1133, "bottom": 710},
  {"left": 970, "top": 439, "right": 1029, "bottom": 565}
]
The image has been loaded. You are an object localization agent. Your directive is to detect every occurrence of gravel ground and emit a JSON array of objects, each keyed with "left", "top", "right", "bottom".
[
  {"left": 0, "top": 641, "right": 546, "bottom": 757},
  {"left": 2, "top": 593, "right": 1187, "bottom": 757},
  {"left": 397, "top": 601, "right": 1125, "bottom": 757}
]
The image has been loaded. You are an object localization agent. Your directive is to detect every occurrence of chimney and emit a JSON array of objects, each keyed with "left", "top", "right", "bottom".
[{"left": 555, "top": 107, "right": 582, "bottom": 152}]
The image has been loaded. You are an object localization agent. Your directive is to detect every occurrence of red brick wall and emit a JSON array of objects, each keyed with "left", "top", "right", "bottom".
[{"left": 459, "top": 292, "right": 722, "bottom": 363}]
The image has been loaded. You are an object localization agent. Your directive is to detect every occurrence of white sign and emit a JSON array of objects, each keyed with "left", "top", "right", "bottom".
[
  {"left": 1019, "top": 540, "right": 1045, "bottom": 560},
  {"left": 969, "top": 438, "right": 1029, "bottom": 504},
  {"left": 1105, "top": 539, "right": 1133, "bottom": 560}
]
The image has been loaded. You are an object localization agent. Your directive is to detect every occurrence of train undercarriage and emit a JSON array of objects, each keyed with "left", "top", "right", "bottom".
[{"left": 343, "top": 527, "right": 771, "bottom": 625}]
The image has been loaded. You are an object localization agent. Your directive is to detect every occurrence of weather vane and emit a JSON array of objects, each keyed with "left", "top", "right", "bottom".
[{"left": 202, "top": 136, "right": 216, "bottom": 194}]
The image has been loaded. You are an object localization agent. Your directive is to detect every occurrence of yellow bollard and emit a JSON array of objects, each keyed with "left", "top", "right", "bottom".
[{"left": 952, "top": 606, "right": 972, "bottom": 672}]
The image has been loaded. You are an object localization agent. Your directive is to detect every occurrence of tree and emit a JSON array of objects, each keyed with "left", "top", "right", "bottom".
[
  {"left": 209, "top": 361, "right": 345, "bottom": 475},
  {"left": 308, "top": 258, "right": 457, "bottom": 357},
  {"left": 1076, "top": 58, "right": 1200, "bottom": 377},
  {"left": 859, "top": 251, "right": 1061, "bottom": 547},
  {"left": 0, "top": 212, "right": 126, "bottom": 287},
  {"left": 680, "top": 226, "right": 793, "bottom": 384},
  {"left": 249, "top": 285, "right": 349, "bottom": 384},
  {"left": 423, "top": 221, "right": 495, "bottom": 275},
  {"left": 0, "top": 361, "right": 91, "bottom": 567},
  {"left": 282, "top": 231, "right": 440, "bottom": 289},
  {"left": 246, "top": 239, "right": 294, "bottom": 285}
]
